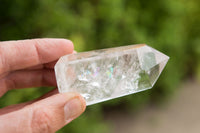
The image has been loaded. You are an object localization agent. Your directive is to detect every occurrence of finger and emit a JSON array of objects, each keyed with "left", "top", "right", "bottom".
[
  {"left": 0, "top": 38, "right": 74, "bottom": 74},
  {"left": 26, "top": 50, "right": 77, "bottom": 70},
  {"left": 6, "top": 69, "right": 56, "bottom": 89},
  {"left": 0, "top": 69, "right": 56, "bottom": 96},
  {"left": 0, "top": 92, "right": 86, "bottom": 133},
  {"left": 0, "top": 89, "right": 58, "bottom": 115}
]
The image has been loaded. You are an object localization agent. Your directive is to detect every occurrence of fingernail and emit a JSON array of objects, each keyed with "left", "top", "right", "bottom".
[{"left": 64, "top": 98, "right": 83, "bottom": 122}]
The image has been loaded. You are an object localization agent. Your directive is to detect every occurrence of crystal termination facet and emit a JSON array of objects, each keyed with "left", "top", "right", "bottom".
[{"left": 55, "top": 44, "right": 169, "bottom": 106}]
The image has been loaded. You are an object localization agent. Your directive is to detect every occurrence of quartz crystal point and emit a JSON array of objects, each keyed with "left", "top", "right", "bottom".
[{"left": 55, "top": 44, "right": 169, "bottom": 106}]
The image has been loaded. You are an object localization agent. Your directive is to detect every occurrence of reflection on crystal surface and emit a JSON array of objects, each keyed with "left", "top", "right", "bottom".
[{"left": 55, "top": 44, "right": 169, "bottom": 105}]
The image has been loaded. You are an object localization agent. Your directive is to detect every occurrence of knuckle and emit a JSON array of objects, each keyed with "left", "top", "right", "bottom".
[
  {"left": 31, "top": 107, "right": 53, "bottom": 133},
  {"left": 33, "top": 39, "right": 42, "bottom": 63}
]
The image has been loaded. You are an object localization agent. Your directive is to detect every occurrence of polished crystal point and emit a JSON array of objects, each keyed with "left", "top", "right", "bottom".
[{"left": 55, "top": 44, "right": 169, "bottom": 106}]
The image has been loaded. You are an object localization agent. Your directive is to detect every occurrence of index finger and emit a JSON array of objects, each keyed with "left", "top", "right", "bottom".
[{"left": 0, "top": 38, "right": 74, "bottom": 74}]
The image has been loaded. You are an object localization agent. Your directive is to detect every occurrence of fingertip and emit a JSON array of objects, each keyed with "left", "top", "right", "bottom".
[
  {"left": 47, "top": 92, "right": 86, "bottom": 111},
  {"left": 34, "top": 38, "right": 74, "bottom": 63},
  {"left": 62, "top": 92, "right": 86, "bottom": 112},
  {"left": 41, "top": 38, "right": 74, "bottom": 54},
  {"left": 57, "top": 39, "right": 74, "bottom": 54},
  {"left": 62, "top": 92, "right": 86, "bottom": 110},
  {"left": 63, "top": 92, "right": 86, "bottom": 123}
]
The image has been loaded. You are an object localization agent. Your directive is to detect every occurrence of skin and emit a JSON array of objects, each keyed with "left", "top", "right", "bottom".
[{"left": 0, "top": 39, "right": 86, "bottom": 133}]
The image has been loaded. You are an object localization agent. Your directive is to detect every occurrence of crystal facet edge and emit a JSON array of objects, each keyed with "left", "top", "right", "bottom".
[{"left": 86, "top": 87, "right": 152, "bottom": 106}]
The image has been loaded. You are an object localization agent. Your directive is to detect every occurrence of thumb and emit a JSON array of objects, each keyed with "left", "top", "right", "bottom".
[{"left": 0, "top": 92, "right": 86, "bottom": 133}]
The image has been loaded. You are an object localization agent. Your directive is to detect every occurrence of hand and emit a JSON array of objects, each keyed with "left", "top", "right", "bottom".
[{"left": 0, "top": 39, "right": 86, "bottom": 133}]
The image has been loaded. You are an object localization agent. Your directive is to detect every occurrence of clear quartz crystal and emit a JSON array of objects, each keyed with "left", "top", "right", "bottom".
[{"left": 55, "top": 44, "right": 169, "bottom": 106}]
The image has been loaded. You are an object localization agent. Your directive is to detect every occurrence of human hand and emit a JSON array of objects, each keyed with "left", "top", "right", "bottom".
[{"left": 0, "top": 39, "right": 86, "bottom": 133}]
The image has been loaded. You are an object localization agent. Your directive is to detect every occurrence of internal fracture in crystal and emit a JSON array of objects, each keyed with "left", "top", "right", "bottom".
[{"left": 55, "top": 44, "right": 169, "bottom": 105}]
